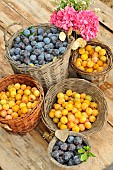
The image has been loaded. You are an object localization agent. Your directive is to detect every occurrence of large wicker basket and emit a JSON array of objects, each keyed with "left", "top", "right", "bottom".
[
  {"left": 0, "top": 74, "right": 44, "bottom": 134},
  {"left": 5, "top": 23, "right": 74, "bottom": 91},
  {"left": 70, "top": 41, "right": 113, "bottom": 85},
  {"left": 42, "top": 78, "right": 108, "bottom": 136},
  {"left": 48, "top": 131, "right": 92, "bottom": 170}
]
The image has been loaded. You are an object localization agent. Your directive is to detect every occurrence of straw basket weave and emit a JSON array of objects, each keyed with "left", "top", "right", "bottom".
[
  {"left": 42, "top": 78, "right": 108, "bottom": 136},
  {"left": 70, "top": 41, "right": 113, "bottom": 85},
  {"left": 0, "top": 74, "right": 44, "bottom": 134},
  {"left": 5, "top": 23, "right": 74, "bottom": 91},
  {"left": 48, "top": 132, "right": 92, "bottom": 170}
]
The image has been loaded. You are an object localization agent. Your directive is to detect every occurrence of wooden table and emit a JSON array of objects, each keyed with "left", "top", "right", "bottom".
[{"left": 0, "top": 0, "right": 113, "bottom": 169}]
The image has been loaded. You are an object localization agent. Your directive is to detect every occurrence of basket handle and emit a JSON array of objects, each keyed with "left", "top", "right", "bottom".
[
  {"left": 4, "top": 22, "right": 23, "bottom": 47},
  {"left": 0, "top": 123, "right": 12, "bottom": 131}
]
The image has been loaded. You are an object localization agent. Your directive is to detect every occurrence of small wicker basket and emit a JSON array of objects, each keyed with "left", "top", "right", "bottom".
[
  {"left": 42, "top": 78, "right": 108, "bottom": 136},
  {"left": 5, "top": 23, "right": 74, "bottom": 91},
  {"left": 70, "top": 41, "right": 113, "bottom": 85},
  {"left": 0, "top": 74, "right": 44, "bottom": 134},
  {"left": 48, "top": 131, "right": 92, "bottom": 170}
]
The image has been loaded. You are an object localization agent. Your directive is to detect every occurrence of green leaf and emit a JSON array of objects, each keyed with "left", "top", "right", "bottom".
[
  {"left": 19, "top": 31, "right": 23, "bottom": 35},
  {"left": 32, "top": 32, "right": 36, "bottom": 36},
  {"left": 83, "top": 146, "right": 91, "bottom": 151},
  {"left": 80, "top": 152, "right": 88, "bottom": 162},
  {"left": 70, "top": 0, "right": 75, "bottom": 3},
  {"left": 87, "top": 152, "right": 96, "bottom": 157},
  {"left": 78, "top": 148, "right": 85, "bottom": 154},
  {"left": 28, "top": 26, "right": 33, "bottom": 29}
]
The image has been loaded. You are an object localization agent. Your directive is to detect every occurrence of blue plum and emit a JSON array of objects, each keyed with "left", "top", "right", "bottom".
[
  {"left": 20, "top": 50, "right": 30, "bottom": 57},
  {"left": 48, "top": 33, "right": 53, "bottom": 38},
  {"left": 67, "top": 159, "right": 74, "bottom": 166},
  {"left": 52, "top": 145, "right": 59, "bottom": 151},
  {"left": 73, "top": 155, "right": 81, "bottom": 165},
  {"left": 60, "top": 143, "right": 68, "bottom": 151},
  {"left": 12, "top": 55, "right": 20, "bottom": 61},
  {"left": 63, "top": 41, "right": 68, "bottom": 47},
  {"left": 67, "top": 136, "right": 74, "bottom": 144},
  {"left": 14, "top": 48, "right": 21, "bottom": 55},
  {"left": 49, "top": 43, "right": 54, "bottom": 49},
  {"left": 50, "top": 27, "right": 58, "bottom": 34},
  {"left": 51, "top": 36, "right": 57, "bottom": 44},
  {"left": 29, "top": 35, "right": 35, "bottom": 41},
  {"left": 46, "top": 29, "right": 51, "bottom": 34},
  {"left": 37, "top": 27, "right": 44, "bottom": 35},
  {"left": 31, "top": 41, "right": 37, "bottom": 46},
  {"left": 32, "top": 49, "right": 41, "bottom": 56},
  {"left": 43, "top": 32, "right": 47, "bottom": 37},
  {"left": 74, "top": 136, "right": 83, "bottom": 145},
  {"left": 30, "top": 55, "right": 37, "bottom": 62},
  {"left": 15, "top": 37, "right": 21, "bottom": 43},
  {"left": 59, "top": 47, "right": 66, "bottom": 54},
  {"left": 35, "top": 42, "right": 44, "bottom": 49},
  {"left": 19, "top": 42, "right": 25, "bottom": 49},
  {"left": 38, "top": 54, "right": 45, "bottom": 61},
  {"left": 37, "top": 35, "right": 43, "bottom": 41},
  {"left": 22, "top": 38, "right": 29, "bottom": 45},
  {"left": 64, "top": 152, "right": 73, "bottom": 162},
  {"left": 29, "top": 27, "right": 36, "bottom": 34},
  {"left": 45, "top": 53, "right": 52, "bottom": 61},
  {"left": 68, "top": 144, "right": 76, "bottom": 151},
  {"left": 55, "top": 41, "right": 63, "bottom": 48},
  {"left": 24, "top": 57, "right": 30, "bottom": 65},
  {"left": 25, "top": 45, "right": 32, "bottom": 51},
  {"left": 13, "top": 43, "right": 20, "bottom": 48},
  {"left": 44, "top": 37, "right": 50, "bottom": 44},
  {"left": 23, "top": 29, "right": 30, "bottom": 36},
  {"left": 9, "top": 48, "right": 15, "bottom": 55},
  {"left": 56, "top": 156, "right": 64, "bottom": 164}
]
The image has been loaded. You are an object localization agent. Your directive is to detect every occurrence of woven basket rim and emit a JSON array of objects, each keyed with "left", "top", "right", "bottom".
[
  {"left": 48, "top": 131, "right": 91, "bottom": 169},
  {"left": 70, "top": 40, "right": 113, "bottom": 76},
  {"left": 0, "top": 74, "right": 44, "bottom": 123},
  {"left": 43, "top": 78, "right": 108, "bottom": 136},
  {"left": 6, "top": 23, "right": 74, "bottom": 70}
]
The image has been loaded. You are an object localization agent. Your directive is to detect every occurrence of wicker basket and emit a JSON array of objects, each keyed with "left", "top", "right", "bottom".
[
  {"left": 0, "top": 74, "right": 44, "bottom": 134},
  {"left": 48, "top": 131, "right": 92, "bottom": 170},
  {"left": 70, "top": 41, "right": 113, "bottom": 85},
  {"left": 5, "top": 23, "right": 74, "bottom": 91},
  {"left": 42, "top": 78, "right": 108, "bottom": 136}
]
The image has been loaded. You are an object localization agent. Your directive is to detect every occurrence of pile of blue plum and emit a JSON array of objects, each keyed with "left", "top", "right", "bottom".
[
  {"left": 9, "top": 27, "right": 68, "bottom": 66},
  {"left": 51, "top": 135, "right": 86, "bottom": 166}
]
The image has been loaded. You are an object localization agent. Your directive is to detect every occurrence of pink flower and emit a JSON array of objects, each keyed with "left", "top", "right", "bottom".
[{"left": 50, "top": 7, "right": 99, "bottom": 41}]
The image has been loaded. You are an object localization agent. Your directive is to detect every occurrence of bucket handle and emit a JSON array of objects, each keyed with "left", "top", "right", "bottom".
[{"left": 4, "top": 22, "right": 23, "bottom": 47}]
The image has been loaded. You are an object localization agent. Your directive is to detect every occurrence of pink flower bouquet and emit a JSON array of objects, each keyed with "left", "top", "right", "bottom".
[{"left": 50, "top": 6, "right": 99, "bottom": 41}]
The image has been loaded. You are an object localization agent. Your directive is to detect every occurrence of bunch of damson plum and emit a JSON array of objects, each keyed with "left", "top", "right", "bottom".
[{"left": 9, "top": 27, "right": 68, "bottom": 66}]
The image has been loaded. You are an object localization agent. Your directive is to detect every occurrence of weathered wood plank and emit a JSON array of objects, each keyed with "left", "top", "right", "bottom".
[
  {"left": 89, "top": 123, "right": 113, "bottom": 170},
  {"left": 0, "top": 1, "right": 30, "bottom": 34},
  {"left": 3, "top": 0, "right": 51, "bottom": 24},
  {"left": 90, "top": 0, "right": 113, "bottom": 32},
  {"left": 96, "top": 24, "right": 113, "bottom": 52},
  {"left": 0, "top": 127, "right": 52, "bottom": 170},
  {"left": 0, "top": 1, "right": 31, "bottom": 78}
]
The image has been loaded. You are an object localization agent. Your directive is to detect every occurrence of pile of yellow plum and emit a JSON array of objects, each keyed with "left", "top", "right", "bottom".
[
  {"left": 75, "top": 45, "right": 108, "bottom": 73},
  {"left": 49, "top": 90, "right": 99, "bottom": 132},
  {"left": 0, "top": 83, "right": 40, "bottom": 119}
]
